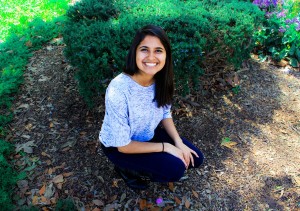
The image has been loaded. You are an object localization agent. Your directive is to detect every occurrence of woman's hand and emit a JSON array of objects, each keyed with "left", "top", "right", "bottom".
[
  {"left": 175, "top": 141, "right": 199, "bottom": 168},
  {"left": 164, "top": 143, "right": 188, "bottom": 167}
]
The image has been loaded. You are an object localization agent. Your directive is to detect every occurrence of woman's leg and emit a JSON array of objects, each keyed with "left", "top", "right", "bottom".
[
  {"left": 102, "top": 145, "right": 186, "bottom": 182},
  {"left": 101, "top": 127, "right": 204, "bottom": 183},
  {"left": 151, "top": 127, "right": 205, "bottom": 169}
]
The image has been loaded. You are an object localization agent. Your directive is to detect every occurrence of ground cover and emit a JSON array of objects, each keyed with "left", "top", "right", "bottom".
[{"left": 8, "top": 43, "right": 300, "bottom": 210}]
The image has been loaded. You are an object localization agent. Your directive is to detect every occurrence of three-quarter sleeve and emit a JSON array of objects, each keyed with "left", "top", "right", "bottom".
[
  {"left": 163, "top": 104, "right": 172, "bottom": 119},
  {"left": 99, "top": 85, "right": 131, "bottom": 147}
]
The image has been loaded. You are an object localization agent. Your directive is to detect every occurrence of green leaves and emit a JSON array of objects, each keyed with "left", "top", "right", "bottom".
[{"left": 64, "top": 0, "right": 264, "bottom": 106}]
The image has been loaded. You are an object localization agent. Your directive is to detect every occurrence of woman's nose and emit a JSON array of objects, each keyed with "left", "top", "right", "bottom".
[{"left": 148, "top": 51, "right": 155, "bottom": 59}]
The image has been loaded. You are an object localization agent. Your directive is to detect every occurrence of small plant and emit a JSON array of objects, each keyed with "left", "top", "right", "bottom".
[
  {"left": 55, "top": 198, "right": 77, "bottom": 211},
  {"left": 253, "top": 0, "right": 300, "bottom": 67}
]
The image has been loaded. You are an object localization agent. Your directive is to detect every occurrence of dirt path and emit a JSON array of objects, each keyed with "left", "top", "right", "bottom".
[{"left": 10, "top": 44, "right": 300, "bottom": 210}]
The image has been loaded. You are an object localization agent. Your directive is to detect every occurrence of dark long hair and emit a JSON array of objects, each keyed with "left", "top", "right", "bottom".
[{"left": 124, "top": 25, "right": 174, "bottom": 107}]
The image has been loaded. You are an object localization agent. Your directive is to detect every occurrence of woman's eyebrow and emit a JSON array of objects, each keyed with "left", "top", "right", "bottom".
[{"left": 138, "top": 46, "right": 164, "bottom": 49}]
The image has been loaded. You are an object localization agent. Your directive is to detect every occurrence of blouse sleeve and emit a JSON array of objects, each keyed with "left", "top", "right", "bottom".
[
  {"left": 99, "top": 85, "right": 131, "bottom": 147},
  {"left": 163, "top": 104, "right": 172, "bottom": 119}
]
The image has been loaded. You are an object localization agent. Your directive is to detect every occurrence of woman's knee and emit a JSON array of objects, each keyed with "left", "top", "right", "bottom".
[{"left": 151, "top": 157, "right": 186, "bottom": 182}]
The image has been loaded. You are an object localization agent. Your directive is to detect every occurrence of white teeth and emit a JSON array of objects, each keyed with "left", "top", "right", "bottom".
[{"left": 145, "top": 63, "right": 157, "bottom": 67}]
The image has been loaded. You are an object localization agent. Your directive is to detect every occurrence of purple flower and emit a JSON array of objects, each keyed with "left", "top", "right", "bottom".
[
  {"left": 285, "top": 19, "right": 293, "bottom": 24},
  {"left": 276, "top": 10, "right": 287, "bottom": 18},
  {"left": 279, "top": 26, "right": 286, "bottom": 33},
  {"left": 156, "top": 197, "right": 163, "bottom": 205},
  {"left": 253, "top": 0, "right": 278, "bottom": 8},
  {"left": 296, "top": 24, "right": 300, "bottom": 31}
]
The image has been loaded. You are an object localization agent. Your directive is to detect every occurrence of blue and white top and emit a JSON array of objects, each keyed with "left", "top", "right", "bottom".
[{"left": 99, "top": 73, "right": 172, "bottom": 147}]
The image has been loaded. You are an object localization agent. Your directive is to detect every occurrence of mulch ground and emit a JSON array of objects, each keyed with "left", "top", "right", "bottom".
[{"left": 8, "top": 43, "right": 300, "bottom": 210}]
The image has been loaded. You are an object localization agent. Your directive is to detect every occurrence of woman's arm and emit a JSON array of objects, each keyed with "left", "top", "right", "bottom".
[
  {"left": 118, "top": 140, "right": 188, "bottom": 167},
  {"left": 161, "top": 118, "right": 199, "bottom": 167}
]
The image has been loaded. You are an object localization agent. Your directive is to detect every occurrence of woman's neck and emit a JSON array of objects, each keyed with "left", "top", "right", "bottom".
[{"left": 131, "top": 73, "right": 154, "bottom": 87}]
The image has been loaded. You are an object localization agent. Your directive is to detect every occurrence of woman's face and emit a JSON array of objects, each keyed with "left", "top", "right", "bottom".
[{"left": 136, "top": 35, "right": 166, "bottom": 77}]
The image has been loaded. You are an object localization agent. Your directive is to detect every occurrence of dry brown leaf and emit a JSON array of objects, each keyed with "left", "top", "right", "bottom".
[
  {"left": 174, "top": 196, "right": 181, "bottom": 205},
  {"left": 48, "top": 168, "right": 53, "bottom": 175},
  {"left": 108, "top": 195, "right": 117, "bottom": 203},
  {"left": 41, "top": 152, "right": 51, "bottom": 158},
  {"left": 221, "top": 141, "right": 237, "bottom": 149},
  {"left": 192, "top": 190, "right": 199, "bottom": 199},
  {"left": 32, "top": 196, "right": 39, "bottom": 205},
  {"left": 50, "top": 197, "right": 57, "bottom": 204},
  {"left": 56, "top": 183, "right": 63, "bottom": 190},
  {"left": 185, "top": 199, "right": 191, "bottom": 209},
  {"left": 41, "top": 196, "right": 49, "bottom": 204},
  {"left": 52, "top": 175, "right": 64, "bottom": 184},
  {"left": 112, "top": 179, "right": 119, "bottom": 187},
  {"left": 49, "top": 122, "right": 54, "bottom": 128},
  {"left": 42, "top": 207, "right": 50, "bottom": 211},
  {"left": 163, "top": 205, "right": 174, "bottom": 211},
  {"left": 168, "top": 182, "right": 174, "bottom": 192},
  {"left": 46, "top": 160, "right": 52, "bottom": 165},
  {"left": 39, "top": 185, "right": 46, "bottom": 195},
  {"left": 139, "top": 199, "right": 147, "bottom": 210},
  {"left": 92, "top": 208, "right": 101, "bottom": 211},
  {"left": 150, "top": 207, "right": 160, "bottom": 211},
  {"left": 63, "top": 172, "right": 73, "bottom": 177},
  {"left": 93, "top": 199, "right": 104, "bottom": 206}
]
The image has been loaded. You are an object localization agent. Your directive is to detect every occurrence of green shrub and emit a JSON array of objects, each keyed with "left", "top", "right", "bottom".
[
  {"left": 0, "top": 139, "right": 26, "bottom": 210},
  {"left": 64, "top": 0, "right": 264, "bottom": 106},
  {"left": 253, "top": 1, "right": 300, "bottom": 67}
]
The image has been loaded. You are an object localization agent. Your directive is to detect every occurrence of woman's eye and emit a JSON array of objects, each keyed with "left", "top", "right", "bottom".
[
  {"left": 156, "top": 50, "right": 163, "bottom": 53},
  {"left": 141, "top": 48, "right": 148, "bottom": 52}
]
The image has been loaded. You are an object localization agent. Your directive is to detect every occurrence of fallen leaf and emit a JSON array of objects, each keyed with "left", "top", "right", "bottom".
[
  {"left": 168, "top": 182, "right": 174, "bottom": 192},
  {"left": 15, "top": 141, "right": 36, "bottom": 153},
  {"left": 44, "top": 183, "right": 55, "bottom": 199},
  {"left": 56, "top": 183, "right": 63, "bottom": 190},
  {"left": 93, "top": 199, "right": 104, "bottom": 206},
  {"left": 97, "top": 176, "right": 104, "bottom": 183},
  {"left": 139, "top": 199, "right": 147, "bottom": 210},
  {"left": 52, "top": 175, "right": 64, "bottom": 184},
  {"left": 192, "top": 190, "right": 199, "bottom": 199},
  {"left": 185, "top": 199, "right": 191, "bottom": 209},
  {"left": 174, "top": 196, "right": 181, "bottom": 205},
  {"left": 163, "top": 205, "right": 174, "bottom": 211},
  {"left": 92, "top": 208, "right": 101, "bottom": 211},
  {"left": 221, "top": 137, "right": 237, "bottom": 149},
  {"left": 32, "top": 196, "right": 39, "bottom": 205},
  {"left": 108, "top": 195, "right": 117, "bottom": 203},
  {"left": 48, "top": 168, "right": 53, "bottom": 175},
  {"left": 49, "top": 122, "right": 54, "bottom": 128},
  {"left": 39, "top": 185, "right": 46, "bottom": 195},
  {"left": 17, "top": 104, "right": 30, "bottom": 109},
  {"left": 63, "top": 172, "right": 73, "bottom": 177},
  {"left": 112, "top": 179, "right": 119, "bottom": 187},
  {"left": 120, "top": 193, "right": 126, "bottom": 203},
  {"left": 41, "top": 152, "right": 51, "bottom": 158},
  {"left": 41, "top": 196, "right": 49, "bottom": 204}
]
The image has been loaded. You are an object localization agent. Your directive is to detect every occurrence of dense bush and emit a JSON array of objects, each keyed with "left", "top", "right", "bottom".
[
  {"left": 63, "top": 0, "right": 264, "bottom": 106},
  {"left": 0, "top": 139, "right": 25, "bottom": 210}
]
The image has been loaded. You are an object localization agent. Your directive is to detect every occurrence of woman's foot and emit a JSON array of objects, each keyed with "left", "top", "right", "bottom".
[{"left": 114, "top": 166, "right": 150, "bottom": 190}]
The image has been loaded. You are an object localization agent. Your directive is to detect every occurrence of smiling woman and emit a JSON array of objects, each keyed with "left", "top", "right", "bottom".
[{"left": 99, "top": 25, "right": 204, "bottom": 190}]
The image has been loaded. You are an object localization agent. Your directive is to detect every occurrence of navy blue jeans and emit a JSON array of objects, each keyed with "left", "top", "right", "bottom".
[{"left": 101, "top": 127, "right": 204, "bottom": 182}]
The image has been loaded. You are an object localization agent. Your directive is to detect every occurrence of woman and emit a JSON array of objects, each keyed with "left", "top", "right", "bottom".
[{"left": 99, "top": 25, "right": 204, "bottom": 190}]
